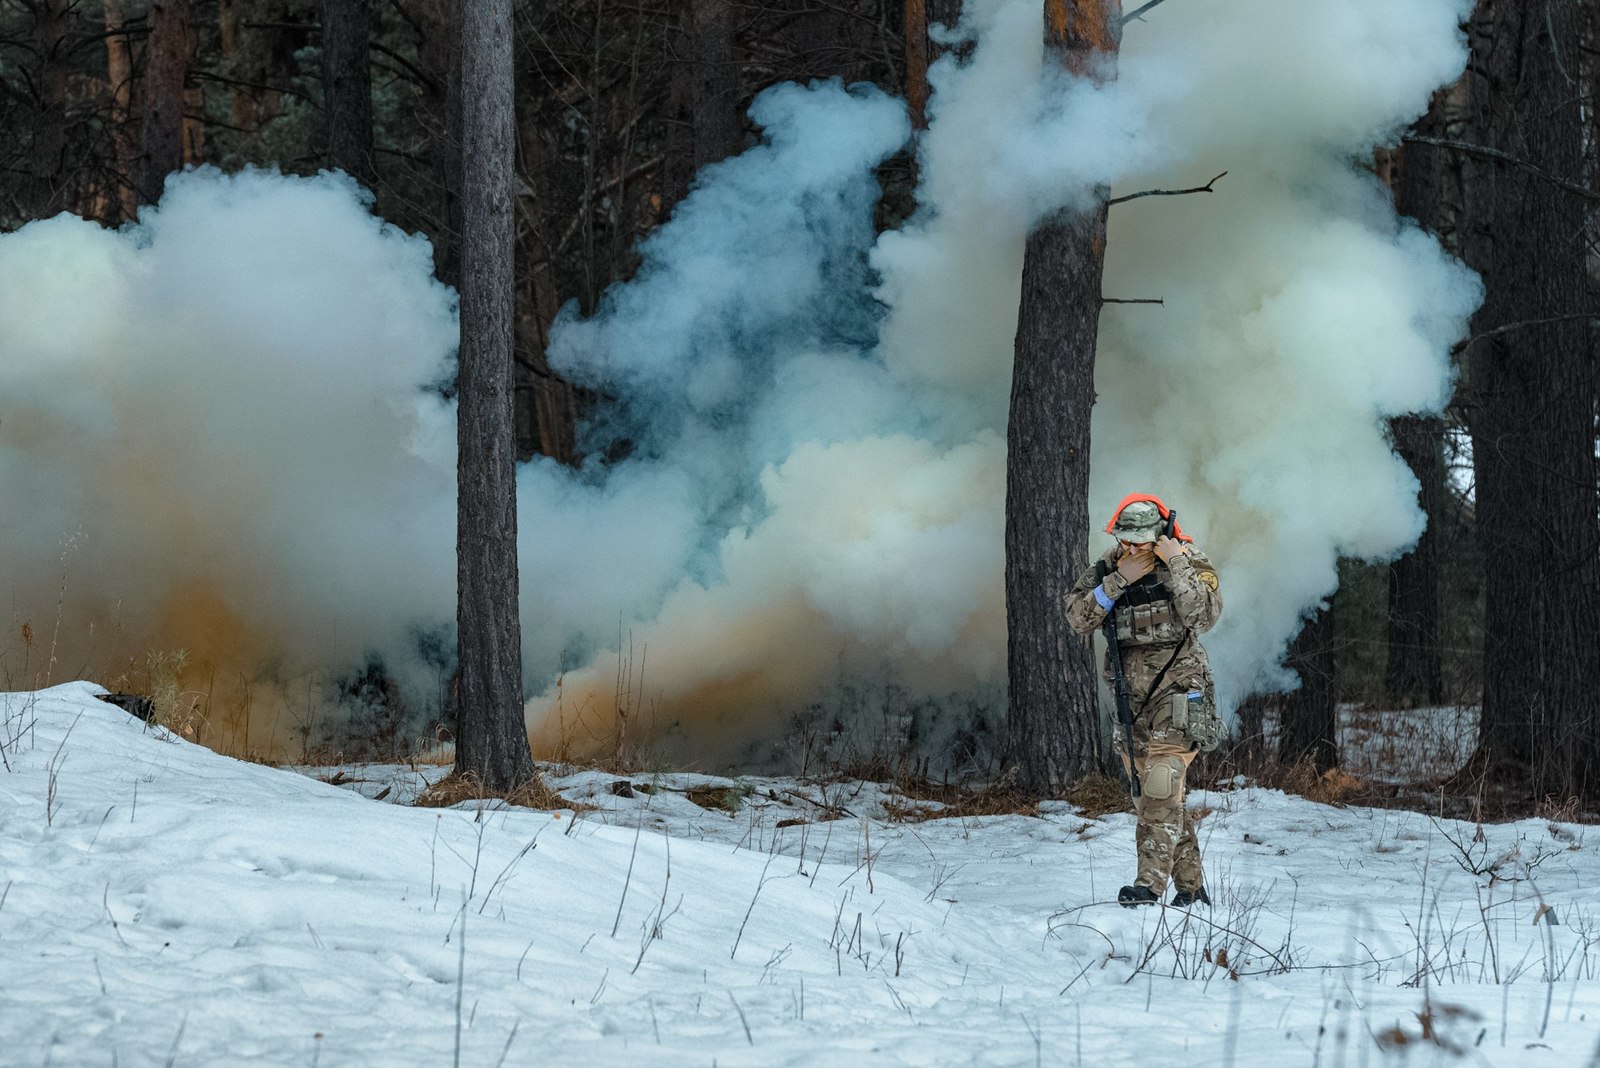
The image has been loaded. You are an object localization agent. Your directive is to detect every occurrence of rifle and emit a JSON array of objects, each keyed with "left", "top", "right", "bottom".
[
  {"left": 1101, "top": 509, "right": 1177, "bottom": 803},
  {"left": 1103, "top": 608, "right": 1140, "bottom": 800}
]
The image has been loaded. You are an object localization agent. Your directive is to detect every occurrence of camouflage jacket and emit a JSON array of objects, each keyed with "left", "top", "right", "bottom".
[{"left": 1063, "top": 544, "right": 1223, "bottom": 739}]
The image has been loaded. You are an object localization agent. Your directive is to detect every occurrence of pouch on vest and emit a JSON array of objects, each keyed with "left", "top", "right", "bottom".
[
  {"left": 1114, "top": 602, "right": 1185, "bottom": 646},
  {"left": 1172, "top": 690, "right": 1223, "bottom": 753}
]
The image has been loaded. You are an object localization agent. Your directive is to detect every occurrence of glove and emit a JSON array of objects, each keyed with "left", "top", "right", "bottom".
[{"left": 1153, "top": 535, "right": 1188, "bottom": 563}]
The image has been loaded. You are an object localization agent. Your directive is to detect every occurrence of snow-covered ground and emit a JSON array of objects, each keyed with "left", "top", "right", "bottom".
[{"left": 3, "top": 684, "right": 1597, "bottom": 1066}]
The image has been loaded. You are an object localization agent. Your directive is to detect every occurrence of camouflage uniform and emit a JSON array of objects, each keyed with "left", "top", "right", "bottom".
[{"left": 1064, "top": 540, "right": 1223, "bottom": 896}]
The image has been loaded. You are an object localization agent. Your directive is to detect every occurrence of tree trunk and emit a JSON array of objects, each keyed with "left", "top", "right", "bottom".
[
  {"left": 1459, "top": 0, "right": 1600, "bottom": 801},
  {"left": 1385, "top": 414, "right": 1446, "bottom": 707},
  {"left": 1004, "top": 0, "right": 1120, "bottom": 795},
  {"left": 457, "top": 0, "right": 536, "bottom": 791},
  {"left": 905, "top": 0, "right": 929, "bottom": 130},
  {"left": 24, "top": 0, "right": 70, "bottom": 220},
  {"left": 1278, "top": 604, "right": 1338, "bottom": 772},
  {"left": 323, "top": 0, "right": 376, "bottom": 187},
  {"left": 1384, "top": 87, "right": 1460, "bottom": 710},
  {"left": 690, "top": 0, "right": 740, "bottom": 168},
  {"left": 103, "top": 0, "right": 140, "bottom": 224},
  {"left": 140, "top": 0, "right": 190, "bottom": 205},
  {"left": 417, "top": 0, "right": 465, "bottom": 286}
]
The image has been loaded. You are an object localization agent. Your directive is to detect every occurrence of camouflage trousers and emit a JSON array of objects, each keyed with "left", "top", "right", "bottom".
[{"left": 1119, "top": 738, "right": 1203, "bottom": 895}]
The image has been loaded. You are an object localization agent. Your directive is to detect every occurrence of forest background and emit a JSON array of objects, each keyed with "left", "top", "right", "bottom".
[{"left": 2, "top": 0, "right": 1597, "bottom": 807}]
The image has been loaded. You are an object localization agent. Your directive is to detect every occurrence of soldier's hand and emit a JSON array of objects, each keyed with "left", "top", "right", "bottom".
[
  {"left": 1115, "top": 545, "right": 1157, "bottom": 584},
  {"left": 1153, "top": 535, "right": 1187, "bottom": 563}
]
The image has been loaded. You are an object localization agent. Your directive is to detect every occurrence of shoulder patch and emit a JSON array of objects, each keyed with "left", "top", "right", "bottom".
[{"left": 1197, "top": 570, "right": 1219, "bottom": 592}]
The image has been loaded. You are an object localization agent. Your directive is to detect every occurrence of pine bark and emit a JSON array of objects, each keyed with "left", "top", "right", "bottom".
[
  {"left": 1385, "top": 414, "right": 1446, "bottom": 707},
  {"left": 905, "top": 0, "right": 930, "bottom": 130},
  {"left": 323, "top": 0, "right": 377, "bottom": 187},
  {"left": 103, "top": 0, "right": 139, "bottom": 223},
  {"left": 1278, "top": 605, "right": 1338, "bottom": 772},
  {"left": 1004, "top": 0, "right": 1120, "bottom": 795},
  {"left": 140, "top": 0, "right": 190, "bottom": 205},
  {"left": 1385, "top": 88, "right": 1458, "bottom": 709},
  {"left": 457, "top": 0, "right": 536, "bottom": 791},
  {"left": 417, "top": 0, "right": 465, "bottom": 286},
  {"left": 1459, "top": 1, "right": 1600, "bottom": 800},
  {"left": 24, "top": 0, "right": 70, "bottom": 219},
  {"left": 690, "top": 0, "right": 740, "bottom": 168}
]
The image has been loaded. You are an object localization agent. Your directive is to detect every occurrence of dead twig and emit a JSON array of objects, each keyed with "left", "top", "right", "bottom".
[
  {"left": 1403, "top": 135, "right": 1600, "bottom": 204},
  {"left": 1122, "top": 0, "right": 1174, "bottom": 25},
  {"left": 1109, "top": 170, "right": 1227, "bottom": 206},
  {"left": 1450, "top": 314, "right": 1600, "bottom": 355}
]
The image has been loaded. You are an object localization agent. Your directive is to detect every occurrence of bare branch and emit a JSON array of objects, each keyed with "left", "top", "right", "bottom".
[
  {"left": 1122, "top": 0, "right": 1173, "bottom": 25},
  {"left": 1451, "top": 314, "right": 1600, "bottom": 355},
  {"left": 1403, "top": 135, "right": 1600, "bottom": 203},
  {"left": 1102, "top": 297, "right": 1164, "bottom": 306},
  {"left": 1109, "top": 170, "right": 1227, "bottom": 206}
]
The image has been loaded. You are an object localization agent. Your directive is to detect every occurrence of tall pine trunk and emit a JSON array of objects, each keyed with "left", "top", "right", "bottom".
[
  {"left": 1278, "top": 604, "right": 1338, "bottom": 772},
  {"left": 140, "top": 0, "right": 190, "bottom": 205},
  {"left": 25, "top": 0, "right": 70, "bottom": 220},
  {"left": 1459, "top": 1, "right": 1600, "bottom": 801},
  {"left": 457, "top": 0, "right": 536, "bottom": 791},
  {"left": 1386, "top": 85, "right": 1463, "bottom": 710},
  {"left": 418, "top": 0, "right": 464, "bottom": 287},
  {"left": 1004, "top": 0, "right": 1120, "bottom": 794},
  {"left": 323, "top": 0, "right": 376, "bottom": 187},
  {"left": 690, "top": 0, "right": 740, "bottom": 168},
  {"left": 905, "top": 0, "right": 930, "bottom": 130},
  {"left": 103, "top": 0, "right": 139, "bottom": 222}
]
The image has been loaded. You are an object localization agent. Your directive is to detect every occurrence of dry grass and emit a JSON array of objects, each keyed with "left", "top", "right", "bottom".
[
  {"left": 1064, "top": 771, "right": 1136, "bottom": 819},
  {"left": 147, "top": 650, "right": 208, "bottom": 740},
  {"left": 1267, "top": 759, "right": 1369, "bottom": 806},
  {"left": 876, "top": 768, "right": 1041, "bottom": 822},
  {"left": 684, "top": 783, "right": 752, "bottom": 813},
  {"left": 414, "top": 770, "right": 575, "bottom": 811}
]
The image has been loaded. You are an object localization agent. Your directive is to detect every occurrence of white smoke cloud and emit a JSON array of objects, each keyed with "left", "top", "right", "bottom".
[
  {"left": 0, "top": 0, "right": 1481, "bottom": 766},
  {"left": 0, "top": 169, "right": 458, "bottom": 740},
  {"left": 525, "top": 0, "right": 1481, "bottom": 761}
]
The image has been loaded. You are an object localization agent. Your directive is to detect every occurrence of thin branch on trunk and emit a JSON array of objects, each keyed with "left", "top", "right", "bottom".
[
  {"left": 1122, "top": 0, "right": 1172, "bottom": 25},
  {"left": 1403, "top": 135, "right": 1600, "bottom": 203},
  {"left": 1108, "top": 170, "right": 1225, "bottom": 206},
  {"left": 1102, "top": 297, "right": 1163, "bottom": 305},
  {"left": 1451, "top": 313, "right": 1600, "bottom": 355}
]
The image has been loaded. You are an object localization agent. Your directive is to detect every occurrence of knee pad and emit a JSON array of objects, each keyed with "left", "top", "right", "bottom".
[{"left": 1141, "top": 757, "right": 1184, "bottom": 801}]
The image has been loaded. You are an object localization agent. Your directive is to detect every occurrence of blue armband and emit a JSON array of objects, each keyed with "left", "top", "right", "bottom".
[{"left": 1093, "top": 583, "right": 1116, "bottom": 611}]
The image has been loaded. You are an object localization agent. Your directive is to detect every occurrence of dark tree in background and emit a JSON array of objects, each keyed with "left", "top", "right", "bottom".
[
  {"left": 1386, "top": 82, "right": 1467, "bottom": 711},
  {"left": 103, "top": 0, "right": 139, "bottom": 222},
  {"left": 19, "top": 0, "right": 69, "bottom": 219},
  {"left": 1455, "top": 0, "right": 1600, "bottom": 800},
  {"left": 456, "top": 0, "right": 536, "bottom": 791},
  {"left": 323, "top": 0, "right": 376, "bottom": 187},
  {"left": 1384, "top": 413, "right": 1447, "bottom": 707},
  {"left": 141, "top": 0, "right": 191, "bottom": 205},
  {"left": 1277, "top": 604, "right": 1338, "bottom": 772},
  {"left": 1004, "top": 0, "right": 1120, "bottom": 794},
  {"left": 689, "top": 0, "right": 740, "bottom": 169}
]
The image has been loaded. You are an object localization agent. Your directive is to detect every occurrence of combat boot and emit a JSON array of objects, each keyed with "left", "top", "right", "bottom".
[
  {"left": 1117, "top": 884, "right": 1159, "bottom": 908},
  {"left": 1170, "top": 885, "right": 1211, "bottom": 908}
]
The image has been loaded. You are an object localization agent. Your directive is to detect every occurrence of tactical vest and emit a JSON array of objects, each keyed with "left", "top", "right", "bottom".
[{"left": 1098, "top": 562, "right": 1186, "bottom": 647}]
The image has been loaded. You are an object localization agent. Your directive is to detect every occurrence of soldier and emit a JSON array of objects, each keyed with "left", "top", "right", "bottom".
[{"left": 1065, "top": 494, "right": 1223, "bottom": 908}]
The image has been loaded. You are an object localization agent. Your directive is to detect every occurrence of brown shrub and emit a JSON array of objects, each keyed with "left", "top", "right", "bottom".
[
  {"left": 415, "top": 771, "right": 573, "bottom": 811},
  {"left": 1064, "top": 771, "right": 1135, "bottom": 819}
]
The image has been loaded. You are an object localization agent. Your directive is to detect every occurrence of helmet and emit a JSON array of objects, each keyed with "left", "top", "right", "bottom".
[{"left": 1110, "top": 500, "right": 1163, "bottom": 544}]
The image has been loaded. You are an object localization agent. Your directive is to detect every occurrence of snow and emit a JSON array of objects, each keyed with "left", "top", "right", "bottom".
[{"left": 3, "top": 684, "right": 1598, "bottom": 1066}]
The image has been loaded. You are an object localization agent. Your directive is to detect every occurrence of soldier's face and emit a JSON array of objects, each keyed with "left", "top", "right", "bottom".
[{"left": 1119, "top": 539, "right": 1154, "bottom": 557}]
